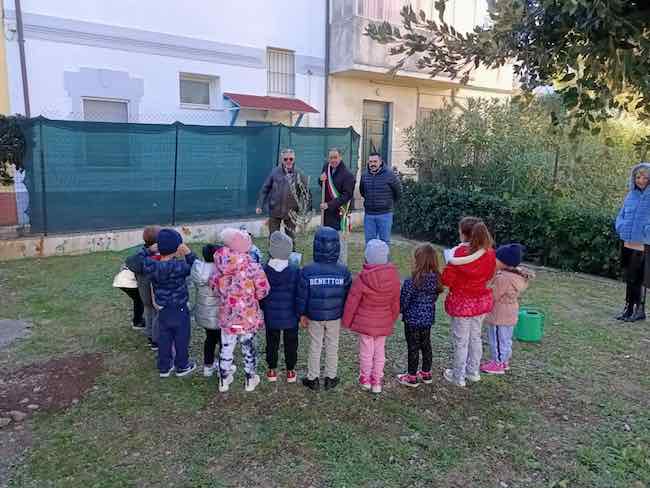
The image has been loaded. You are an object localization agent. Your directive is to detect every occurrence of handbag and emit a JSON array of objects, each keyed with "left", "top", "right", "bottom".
[{"left": 112, "top": 266, "right": 138, "bottom": 289}]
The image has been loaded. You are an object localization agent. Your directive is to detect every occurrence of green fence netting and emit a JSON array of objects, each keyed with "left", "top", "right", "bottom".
[{"left": 22, "top": 118, "right": 359, "bottom": 234}]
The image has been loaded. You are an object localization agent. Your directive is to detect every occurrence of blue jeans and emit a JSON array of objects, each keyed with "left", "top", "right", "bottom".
[
  {"left": 364, "top": 212, "right": 393, "bottom": 244},
  {"left": 487, "top": 325, "right": 514, "bottom": 363},
  {"left": 157, "top": 305, "right": 191, "bottom": 373}
]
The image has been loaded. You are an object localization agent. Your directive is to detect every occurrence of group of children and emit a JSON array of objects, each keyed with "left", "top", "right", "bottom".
[{"left": 115, "top": 216, "right": 532, "bottom": 393}]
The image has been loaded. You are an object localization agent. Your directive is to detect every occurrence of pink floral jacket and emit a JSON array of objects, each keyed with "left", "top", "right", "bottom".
[{"left": 210, "top": 246, "right": 270, "bottom": 334}]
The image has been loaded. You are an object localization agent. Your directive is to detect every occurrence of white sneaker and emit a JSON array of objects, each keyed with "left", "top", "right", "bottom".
[
  {"left": 159, "top": 367, "right": 174, "bottom": 378},
  {"left": 245, "top": 374, "right": 261, "bottom": 392},
  {"left": 219, "top": 374, "right": 234, "bottom": 392},
  {"left": 203, "top": 364, "right": 216, "bottom": 377},
  {"left": 466, "top": 372, "right": 481, "bottom": 383},
  {"left": 371, "top": 384, "right": 382, "bottom": 394},
  {"left": 443, "top": 369, "right": 466, "bottom": 388}
]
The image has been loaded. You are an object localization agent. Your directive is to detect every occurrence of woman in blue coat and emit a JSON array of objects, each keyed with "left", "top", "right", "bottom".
[{"left": 615, "top": 162, "right": 650, "bottom": 321}]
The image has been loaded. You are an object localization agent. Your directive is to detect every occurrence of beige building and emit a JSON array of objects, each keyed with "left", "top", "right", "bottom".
[{"left": 327, "top": 0, "right": 514, "bottom": 174}]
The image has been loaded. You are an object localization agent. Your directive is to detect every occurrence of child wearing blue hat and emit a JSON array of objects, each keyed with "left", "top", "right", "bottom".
[
  {"left": 143, "top": 228, "right": 198, "bottom": 378},
  {"left": 481, "top": 243, "right": 534, "bottom": 375}
]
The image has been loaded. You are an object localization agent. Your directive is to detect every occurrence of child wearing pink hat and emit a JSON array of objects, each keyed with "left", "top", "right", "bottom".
[{"left": 211, "top": 228, "right": 270, "bottom": 392}]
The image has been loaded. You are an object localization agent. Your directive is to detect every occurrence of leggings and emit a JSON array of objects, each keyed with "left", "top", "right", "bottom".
[{"left": 120, "top": 287, "right": 144, "bottom": 326}]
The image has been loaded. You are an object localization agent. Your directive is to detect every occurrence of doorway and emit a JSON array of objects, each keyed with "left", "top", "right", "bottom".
[{"left": 362, "top": 100, "right": 390, "bottom": 167}]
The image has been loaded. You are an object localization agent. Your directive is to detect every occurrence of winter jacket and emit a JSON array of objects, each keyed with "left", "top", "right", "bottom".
[
  {"left": 125, "top": 245, "right": 157, "bottom": 307},
  {"left": 442, "top": 244, "right": 496, "bottom": 318},
  {"left": 342, "top": 263, "right": 401, "bottom": 337},
  {"left": 260, "top": 263, "right": 300, "bottom": 330},
  {"left": 360, "top": 165, "right": 401, "bottom": 215},
  {"left": 210, "top": 246, "right": 270, "bottom": 334},
  {"left": 189, "top": 260, "right": 219, "bottom": 330},
  {"left": 615, "top": 162, "right": 650, "bottom": 244},
  {"left": 400, "top": 272, "right": 440, "bottom": 328},
  {"left": 485, "top": 267, "right": 533, "bottom": 326},
  {"left": 319, "top": 162, "right": 356, "bottom": 230},
  {"left": 143, "top": 253, "right": 197, "bottom": 309},
  {"left": 257, "top": 165, "right": 309, "bottom": 219},
  {"left": 296, "top": 226, "right": 352, "bottom": 321}
]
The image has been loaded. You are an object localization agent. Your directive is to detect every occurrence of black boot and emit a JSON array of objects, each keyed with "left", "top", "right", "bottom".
[
  {"left": 616, "top": 284, "right": 633, "bottom": 320},
  {"left": 323, "top": 377, "right": 339, "bottom": 390},
  {"left": 625, "top": 304, "right": 646, "bottom": 322},
  {"left": 302, "top": 377, "right": 320, "bottom": 391}
]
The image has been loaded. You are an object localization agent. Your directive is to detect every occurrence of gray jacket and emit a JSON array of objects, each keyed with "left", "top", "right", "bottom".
[
  {"left": 257, "top": 165, "right": 308, "bottom": 218},
  {"left": 189, "top": 260, "right": 219, "bottom": 330}
]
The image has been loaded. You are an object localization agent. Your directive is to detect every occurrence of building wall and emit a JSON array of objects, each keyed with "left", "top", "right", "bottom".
[
  {"left": 2, "top": 0, "right": 326, "bottom": 126},
  {"left": 328, "top": 76, "right": 511, "bottom": 173}
]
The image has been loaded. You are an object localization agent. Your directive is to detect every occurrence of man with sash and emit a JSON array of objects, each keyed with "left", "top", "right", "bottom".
[{"left": 319, "top": 148, "right": 356, "bottom": 264}]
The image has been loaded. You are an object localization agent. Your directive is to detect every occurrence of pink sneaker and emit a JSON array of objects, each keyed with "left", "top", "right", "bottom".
[
  {"left": 371, "top": 377, "right": 382, "bottom": 394},
  {"left": 480, "top": 360, "right": 506, "bottom": 375},
  {"left": 417, "top": 371, "right": 433, "bottom": 384},
  {"left": 397, "top": 373, "right": 419, "bottom": 388},
  {"left": 359, "top": 375, "right": 371, "bottom": 390}
]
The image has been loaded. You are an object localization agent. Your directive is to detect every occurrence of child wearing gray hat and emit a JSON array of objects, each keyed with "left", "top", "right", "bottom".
[{"left": 260, "top": 231, "right": 301, "bottom": 383}]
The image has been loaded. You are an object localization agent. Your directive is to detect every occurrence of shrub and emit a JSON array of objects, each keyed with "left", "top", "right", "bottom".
[{"left": 395, "top": 180, "right": 621, "bottom": 279}]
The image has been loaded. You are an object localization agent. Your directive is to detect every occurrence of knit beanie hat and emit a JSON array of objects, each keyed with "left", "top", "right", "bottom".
[
  {"left": 365, "top": 239, "right": 389, "bottom": 265},
  {"left": 220, "top": 227, "right": 252, "bottom": 254},
  {"left": 496, "top": 243, "right": 525, "bottom": 267},
  {"left": 269, "top": 231, "right": 293, "bottom": 260},
  {"left": 157, "top": 229, "right": 182, "bottom": 256}
]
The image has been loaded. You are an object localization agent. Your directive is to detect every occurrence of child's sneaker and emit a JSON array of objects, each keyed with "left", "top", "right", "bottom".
[
  {"left": 503, "top": 361, "right": 510, "bottom": 371},
  {"left": 266, "top": 370, "right": 278, "bottom": 382},
  {"left": 371, "top": 381, "right": 382, "bottom": 394},
  {"left": 149, "top": 340, "right": 159, "bottom": 352},
  {"left": 286, "top": 370, "right": 297, "bottom": 383},
  {"left": 159, "top": 366, "right": 174, "bottom": 378},
  {"left": 132, "top": 322, "right": 145, "bottom": 331},
  {"left": 397, "top": 373, "right": 419, "bottom": 388},
  {"left": 359, "top": 375, "right": 371, "bottom": 391},
  {"left": 480, "top": 361, "right": 505, "bottom": 375},
  {"left": 466, "top": 372, "right": 481, "bottom": 383},
  {"left": 245, "top": 374, "right": 261, "bottom": 392},
  {"left": 219, "top": 374, "right": 234, "bottom": 392},
  {"left": 203, "top": 364, "right": 217, "bottom": 377},
  {"left": 443, "top": 369, "right": 466, "bottom": 387},
  {"left": 176, "top": 361, "right": 197, "bottom": 377},
  {"left": 417, "top": 371, "right": 433, "bottom": 384},
  {"left": 302, "top": 377, "right": 320, "bottom": 391}
]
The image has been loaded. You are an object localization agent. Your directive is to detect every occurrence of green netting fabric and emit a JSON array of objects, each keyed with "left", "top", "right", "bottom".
[{"left": 21, "top": 118, "right": 359, "bottom": 234}]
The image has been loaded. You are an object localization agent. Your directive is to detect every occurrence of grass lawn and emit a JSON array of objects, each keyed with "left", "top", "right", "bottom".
[{"left": 1, "top": 232, "right": 649, "bottom": 488}]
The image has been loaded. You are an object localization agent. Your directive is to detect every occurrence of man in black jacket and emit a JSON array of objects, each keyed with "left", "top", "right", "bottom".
[
  {"left": 359, "top": 152, "right": 401, "bottom": 245},
  {"left": 256, "top": 148, "right": 308, "bottom": 242},
  {"left": 319, "top": 148, "right": 356, "bottom": 264}
]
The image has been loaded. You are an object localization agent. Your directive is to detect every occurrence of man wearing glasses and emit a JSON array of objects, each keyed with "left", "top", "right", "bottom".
[{"left": 256, "top": 148, "right": 307, "bottom": 242}]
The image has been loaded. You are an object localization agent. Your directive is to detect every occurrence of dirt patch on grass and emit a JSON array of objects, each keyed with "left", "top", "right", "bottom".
[{"left": 0, "top": 353, "right": 103, "bottom": 424}]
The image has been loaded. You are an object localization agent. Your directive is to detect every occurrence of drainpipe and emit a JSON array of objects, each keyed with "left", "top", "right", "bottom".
[
  {"left": 15, "top": 0, "right": 30, "bottom": 117},
  {"left": 323, "top": 0, "right": 330, "bottom": 127}
]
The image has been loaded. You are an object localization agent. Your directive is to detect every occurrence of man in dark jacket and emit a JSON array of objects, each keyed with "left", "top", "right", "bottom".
[
  {"left": 319, "top": 148, "right": 356, "bottom": 264},
  {"left": 256, "top": 148, "right": 308, "bottom": 243},
  {"left": 296, "top": 226, "right": 352, "bottom": 391},
  {"left": 360, "top": 152, "right": 401, "bottom": 245}
]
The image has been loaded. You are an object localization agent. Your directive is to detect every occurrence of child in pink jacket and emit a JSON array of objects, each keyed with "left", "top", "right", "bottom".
[
  {"left": 481, "top": 244, "right": 534, "bottom": 375},
  {"left": 211, "top": 228, "right": 270, "bottom": 392}
]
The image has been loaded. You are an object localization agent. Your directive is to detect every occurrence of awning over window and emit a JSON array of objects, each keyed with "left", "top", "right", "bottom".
[{"left": 223, "top": 92, "right": 319, "bottom": 113}]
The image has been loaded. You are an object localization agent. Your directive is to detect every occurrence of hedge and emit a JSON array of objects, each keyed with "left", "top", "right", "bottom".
[{"left": 394, "top": 180, "right": 621, "bottom": 279}]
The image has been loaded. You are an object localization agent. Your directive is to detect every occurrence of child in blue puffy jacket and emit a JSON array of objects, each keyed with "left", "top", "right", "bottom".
[{"left": 296, "top": 226, "right": 352, "bottom": 391}]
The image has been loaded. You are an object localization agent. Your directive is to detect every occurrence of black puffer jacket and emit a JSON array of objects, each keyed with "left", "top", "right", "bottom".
[
  {"left": 296, "top": 226, "right": 352, "bottom": 321},
  {"left": 360, "top": 165, "right": 401, "bottom": 215}
]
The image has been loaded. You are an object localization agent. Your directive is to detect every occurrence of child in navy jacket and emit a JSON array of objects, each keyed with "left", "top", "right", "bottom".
[
  {"left": 296, "top": 226, "right": 352, "bottom": 391},
  {"left": 260, "top": 231, "right": 301, "bottom": 384},
  {"left": 143, "top": 229, "right": 197, "bottom": 378},
  {"left": 397, "top": 243, "right": 443, "bottom": 387}
]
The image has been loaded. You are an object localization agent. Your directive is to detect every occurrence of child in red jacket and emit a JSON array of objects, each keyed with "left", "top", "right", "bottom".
[
  {"left": 441, "top": 217, "right": 496, "bottom": 387},
  {"left": 342, "top": 239, "right": 401, "bottom": 394}
]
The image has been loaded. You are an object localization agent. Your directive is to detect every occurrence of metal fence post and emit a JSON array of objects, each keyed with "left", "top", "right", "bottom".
[
  {"left": 171, "top": 122, "right": 179, "bottom": 225},
  {"left": 38, "top": 117, "right": 48, "bottom": 236}
]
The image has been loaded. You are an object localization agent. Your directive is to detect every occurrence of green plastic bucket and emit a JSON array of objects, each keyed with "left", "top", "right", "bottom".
[{"left": 514, "top": 308, "right": 545, "bottom": 342}]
